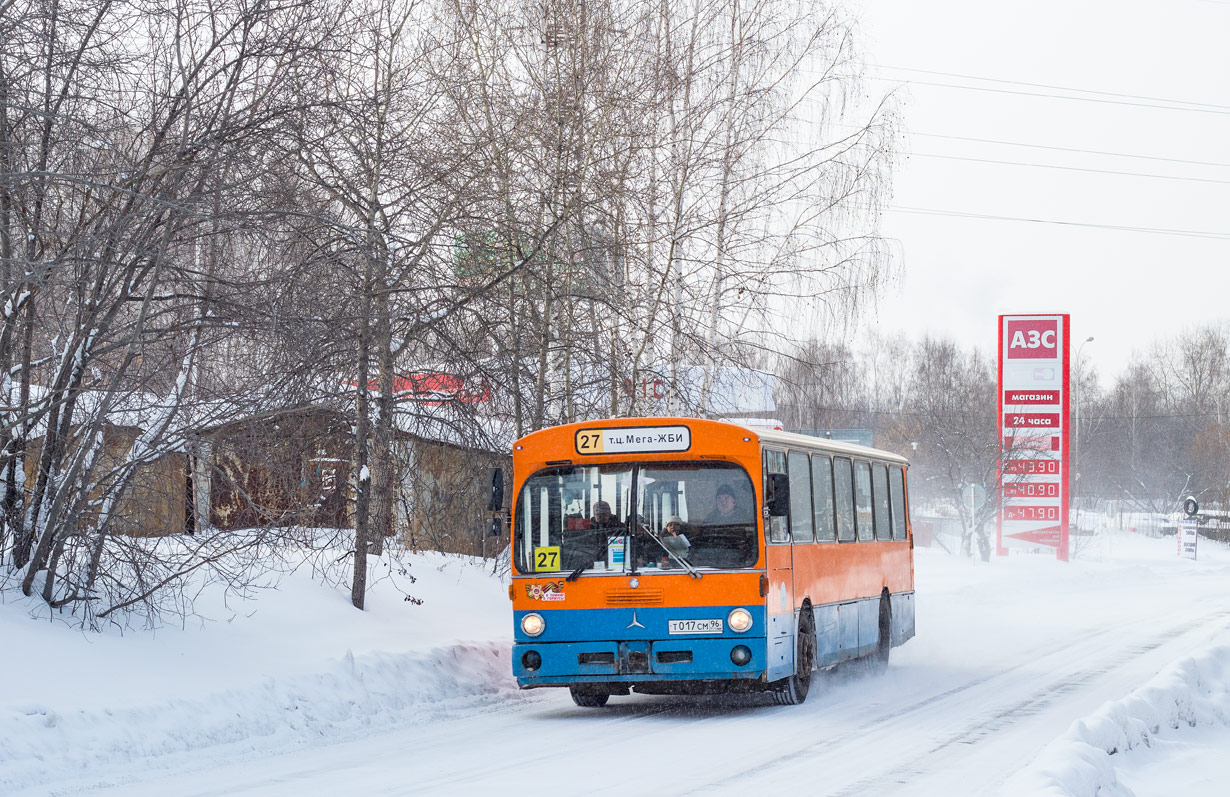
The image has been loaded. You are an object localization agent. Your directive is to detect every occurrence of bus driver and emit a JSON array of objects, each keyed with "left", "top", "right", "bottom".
[{"left": 708, "top": 484, "right": 747, "bottom": 526}]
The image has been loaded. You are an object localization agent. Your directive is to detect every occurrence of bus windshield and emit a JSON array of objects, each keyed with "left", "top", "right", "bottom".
[{"left": 515, "top": 462, "right": 757, "bottom": 574}]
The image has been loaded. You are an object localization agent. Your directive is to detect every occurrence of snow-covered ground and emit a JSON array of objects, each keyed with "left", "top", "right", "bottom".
[{"left": 3, "top": 526, "right": 1229, "bottom": 796}]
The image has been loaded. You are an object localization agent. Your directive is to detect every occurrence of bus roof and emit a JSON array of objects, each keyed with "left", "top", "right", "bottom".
[
  {"left": 513, "top": 418, "right": 909, "bottom": 466},
  {"left": 750, "top": 425, "right": 910, "bottom": 465}
]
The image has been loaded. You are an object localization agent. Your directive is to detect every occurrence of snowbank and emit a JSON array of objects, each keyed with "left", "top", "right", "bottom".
[
  {"left": 0, "top": 551, "right": 520, "bottom": 795},
  {"left": 1007, "top": 636, "right": 1230, "bottom": 796},
  {"left": 1, "top": 641, "right": 522, "bottom": 795}
]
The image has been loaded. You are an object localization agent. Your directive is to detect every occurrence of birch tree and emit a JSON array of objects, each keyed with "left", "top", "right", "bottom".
[
  {"left": 291, "top": 0, "right": 514, "bottom": 608},
  {"left": 455, "top": 0, "right": 896, "bottom": 430}
]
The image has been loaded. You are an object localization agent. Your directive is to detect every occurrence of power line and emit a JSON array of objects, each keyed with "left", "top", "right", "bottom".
[
  {"left": 869, "top": 75, "right": 1230, "bottom": 116},
  {"left": 873, "top": 65, "right": 1230, "bottom": 112},
  {"left": 887, "top": 206, "right": 1230, "bottom": 241},
  {"left": 1079, "top": 411, "right": 1230, "bottom": 421},
  {"left": 825, "top": 121, "right": 1230, "bottom": 169},
  {"left": 905, "top": 131, "right": 1230, "bottom": 170},
  {"left": 910, "top": 152, "right": 1230, "bottom": 186}
]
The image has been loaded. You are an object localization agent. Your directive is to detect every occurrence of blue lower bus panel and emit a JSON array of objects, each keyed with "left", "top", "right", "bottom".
[{"left": 512, "top": 606, "right": 767, "bottom": 686}]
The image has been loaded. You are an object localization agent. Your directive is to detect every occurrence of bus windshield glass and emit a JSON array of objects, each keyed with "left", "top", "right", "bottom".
[
  {"left": 635, "top": 463, "right": 757, "bottom": 570},
  {"left": 515, "top": 462, "right": 757, "bottom": 574}
]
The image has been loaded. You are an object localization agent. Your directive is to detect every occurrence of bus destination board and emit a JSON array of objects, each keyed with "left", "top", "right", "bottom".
[{"left": 575, "top": 425, "right": 692, "bottom": 456}]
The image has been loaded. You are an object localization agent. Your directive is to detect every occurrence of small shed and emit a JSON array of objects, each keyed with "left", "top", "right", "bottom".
[
  {"left": 196, "top": 407, "right": 352, "bottom": 532},
  {"left": 393, "top": 432, "right": 510, "bottom": 556},
  {"left": 22, "top": 422, "right": 188, "bottom": 538},
  {"left": 19, "top": 387, "right": 512, "bottom": 549},
  {"left": 19, "top": 387, "right": 190, "bottom": 538},
  {"left": 195, "top": 400, "right": 512, "bottom": 557}
]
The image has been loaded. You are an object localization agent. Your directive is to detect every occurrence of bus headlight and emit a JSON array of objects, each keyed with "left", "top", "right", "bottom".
[
  {"left": 728, "top": 607, "right": 753, "bottom": 633},
  {"left": 521, "top": 612, "right": 546, "bottom": 637}
]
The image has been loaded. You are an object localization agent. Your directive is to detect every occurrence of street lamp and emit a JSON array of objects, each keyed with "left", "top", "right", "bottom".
[{"left": 1074, "top": 336, "right": 1094, "bottom": 518}]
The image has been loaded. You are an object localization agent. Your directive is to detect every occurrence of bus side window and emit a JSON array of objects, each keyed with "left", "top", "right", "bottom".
[
  {"left": 764, "top": 449, "right": 789, "bottom": 543},
  {"left": 890, "top": 465, "right": 909, "bottom": 540},
  {"left": 788, "top": 450, "right": 813, "bottom": 543},
  {"left": 812, "top": 454, "right": 836, "bottom": 543},
  {"left": 872, "top": 463, "right": 891, "bottom": 541},
  {"left": 520, "top": 488, "right": 535, "bottom": 564},
  {"left": 834, "top": 457, "right": 856, "bottom": 542},
  {"left": 854, "top": 461, "right": 874, "bottom": 541}
]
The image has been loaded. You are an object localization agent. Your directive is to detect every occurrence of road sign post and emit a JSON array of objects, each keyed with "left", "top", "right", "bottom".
[
  {"left": 1179, "top": 497, "right": 1200, "bottom": 560},
  {"left": 963, "top": 483, "right": 987, "bottom": 523}
]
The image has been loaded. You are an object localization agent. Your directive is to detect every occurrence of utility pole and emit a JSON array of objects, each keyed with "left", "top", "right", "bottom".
[{"left": 1073, "top": 336, "right": 1094, "bottom": 519}]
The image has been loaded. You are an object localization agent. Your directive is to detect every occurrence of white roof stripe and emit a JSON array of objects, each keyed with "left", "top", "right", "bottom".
[{"left": 736, "top": 424, "right": 910, "bottom": 465}]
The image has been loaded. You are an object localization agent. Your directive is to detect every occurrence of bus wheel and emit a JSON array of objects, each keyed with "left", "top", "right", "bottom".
[
  {"left": 773, "top": 612, "right": 815, "bottom": 705},
  {"left": 569, "top": 686, "right": 610, "bottom": 708},
  {"left": 869, "top": 593, "right": 892, "bottom": 675}
]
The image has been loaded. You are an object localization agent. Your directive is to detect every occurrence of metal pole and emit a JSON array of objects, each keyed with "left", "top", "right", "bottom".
[{"left": 1074, "top": 336, "right": 1094, "bottom": 525}]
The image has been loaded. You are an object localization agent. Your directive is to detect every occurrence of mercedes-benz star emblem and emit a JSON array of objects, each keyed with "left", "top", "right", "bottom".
[{"left": 626, "top": 611, "right": 646, "bottom": 630}]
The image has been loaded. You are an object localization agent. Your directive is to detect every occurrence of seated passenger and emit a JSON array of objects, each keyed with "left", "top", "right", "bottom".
[
  {"left": 591, "top": 500, "right": 619, "bottom": 529},
  {"left": 658, "top": 515, "right": 691, "bottom": 567}
]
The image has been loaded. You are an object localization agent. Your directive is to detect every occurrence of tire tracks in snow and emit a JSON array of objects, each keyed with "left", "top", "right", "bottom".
[{"left": 693, "top": 606, "right": 1230, "bottom": 796}]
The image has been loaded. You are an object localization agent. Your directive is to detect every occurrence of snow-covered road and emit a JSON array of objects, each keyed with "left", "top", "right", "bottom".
[{"left": 7, "top": 530, "right": 1230, "bottom": 796}]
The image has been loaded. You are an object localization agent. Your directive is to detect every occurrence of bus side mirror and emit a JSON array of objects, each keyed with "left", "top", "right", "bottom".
[
  {"left": 487, "top": 468, "right": 504, "bottom": 511},
  {"left": 767, "top": 473, "right": 790, "bottom": 517}
]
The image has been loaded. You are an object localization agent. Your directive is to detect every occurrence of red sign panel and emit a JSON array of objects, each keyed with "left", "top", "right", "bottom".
[
  {"left": 1003, "top": 482, "right": 1060, "bottom": 498},
  {"left": 1003, "top": 459, "right": 1061, "bottom": 475},
  {"left": 1003, "top": 435, "right": 1060, "bottom": 452},
  {"left": 1006, "top": 526, "right": 1062, "bottom": 545},
  {"left": 1004, "top": 413, "right": 1061, "bottom": 429},
  {"left": 1003, "top": 505, "right": 1061, "bottom": 522},
  {"left": 352, "top": 372, "right": 492, "bottom": 405},
  {"left": 1004, "top": 390, "right": 1060, "bottom": 404},
  {"left": 1005, "top": 319, "right": 1059, "bottom": 359}
]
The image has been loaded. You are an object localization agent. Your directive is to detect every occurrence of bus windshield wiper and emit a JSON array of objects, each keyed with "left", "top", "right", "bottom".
[
  {"left": 566, "top": 561, "right": 590, "bottom": 581},
  {"left": 639, "top": 523, "right": 702, "bottom": 579}
]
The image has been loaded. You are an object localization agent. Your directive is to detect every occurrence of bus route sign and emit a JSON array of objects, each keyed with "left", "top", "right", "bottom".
[
  {"left": 997, "top": 314, "right": 1070, "bottom": 561},
  {"left": 575, "top": 425, "right": 692, "bottom": 456}
]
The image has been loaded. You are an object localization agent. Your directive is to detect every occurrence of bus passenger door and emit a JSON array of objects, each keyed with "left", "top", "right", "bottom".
[
  {"left": 766, "top": 539, "right": 795, "bottom": 681},
  {"left": 763, "top": 450, "right": 794, "bottom": 681}
]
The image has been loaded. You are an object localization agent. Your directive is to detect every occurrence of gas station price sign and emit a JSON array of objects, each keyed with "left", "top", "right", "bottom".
[{"left": 997, "top": 314, "right": 1070, "bottom": 561}]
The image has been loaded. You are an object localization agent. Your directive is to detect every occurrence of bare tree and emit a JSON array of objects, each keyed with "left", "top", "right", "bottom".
[
  {"left": 1080, "top": 324, "right": 1229, "bottom": 515},
  {"left": 0, "top": 0, "right": 338, "bottom": 621},
  {"left": 451, "top": 0, "right": 896, "bottom": 431}
]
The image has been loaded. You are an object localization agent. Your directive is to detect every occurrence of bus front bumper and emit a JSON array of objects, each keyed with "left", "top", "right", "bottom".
[{"left": 513, "top": 637, "right": 767, "bottom": 687}]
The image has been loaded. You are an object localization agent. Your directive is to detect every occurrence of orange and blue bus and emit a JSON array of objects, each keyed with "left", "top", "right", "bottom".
[{"left": 509, "top": 418, "right": 915, "bottom": 706}]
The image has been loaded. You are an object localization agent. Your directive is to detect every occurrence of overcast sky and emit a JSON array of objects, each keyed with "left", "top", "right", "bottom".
[{"left": 845, "top": 0, "right": 1229, "bottom": 384}]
